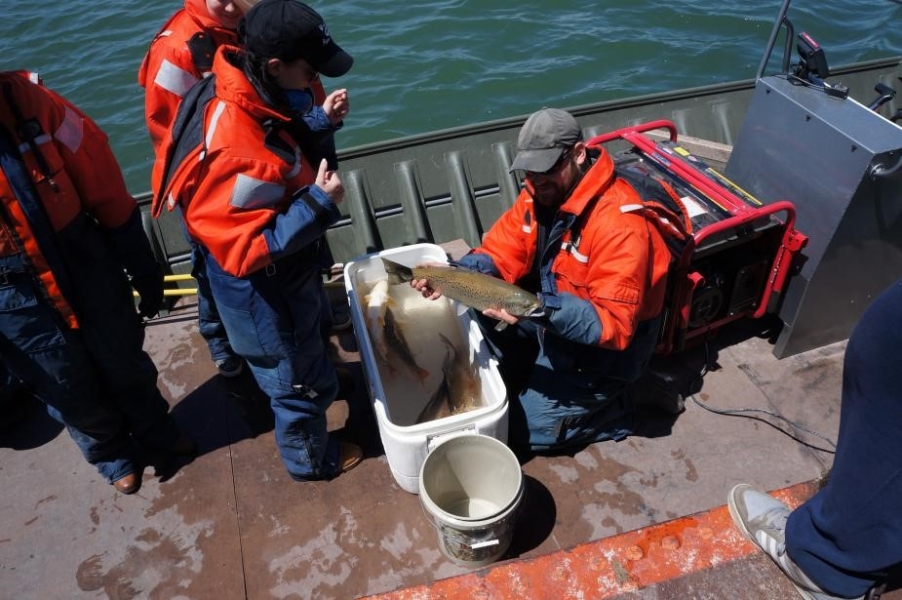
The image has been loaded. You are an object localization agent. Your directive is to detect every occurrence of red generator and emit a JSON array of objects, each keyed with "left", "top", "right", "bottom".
[{"left": 586, "top": 120, "right": 809, "bottom": 355}]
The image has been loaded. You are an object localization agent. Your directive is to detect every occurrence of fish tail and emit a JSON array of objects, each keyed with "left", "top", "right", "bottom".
[{"left": 381, "top": 258, "right": 414, "bottom": 285}]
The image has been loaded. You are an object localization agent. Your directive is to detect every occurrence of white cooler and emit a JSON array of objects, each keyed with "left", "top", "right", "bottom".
[{"left": 344, "top": 243, "right": 509, "bottom": 494}]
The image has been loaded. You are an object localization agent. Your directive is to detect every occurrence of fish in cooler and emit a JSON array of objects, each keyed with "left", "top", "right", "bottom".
[
  {"left": 415, "top": 333, "right": 482, "bottom": 424},
  {"left": 363, "top": 278, "right": 429, "bottom": 383}
]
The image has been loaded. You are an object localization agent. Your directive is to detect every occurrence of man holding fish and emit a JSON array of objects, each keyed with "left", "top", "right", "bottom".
[{"left": 407, "top": 108, "right": 684, "bottom": 453}]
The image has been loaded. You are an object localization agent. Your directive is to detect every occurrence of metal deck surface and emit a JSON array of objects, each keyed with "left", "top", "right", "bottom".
[{"left": 1, "top": 270, "right": 899, "bottom": 599}]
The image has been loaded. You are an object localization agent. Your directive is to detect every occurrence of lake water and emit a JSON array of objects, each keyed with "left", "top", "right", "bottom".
[{"left": 3, "top": 0, "right": 902, "bottom": 193}]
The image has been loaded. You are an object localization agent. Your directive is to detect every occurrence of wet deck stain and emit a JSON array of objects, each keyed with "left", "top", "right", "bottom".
[
  {"left": 671, "top": 449, "right": 699, "bottom": 482},
  {"left": 24, "top": 516, "right": 38, "bottom": 526},
  {"left": 34, "top": 494, "right": 56, "bottom": 509},
  {"left": 75, "top": 528, "right": 206, "bottom": 598}
]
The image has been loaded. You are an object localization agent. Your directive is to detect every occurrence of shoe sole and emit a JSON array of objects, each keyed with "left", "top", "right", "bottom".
[
  {"left": 727, "top": 484, "right": 757, "bottom": 546},
  {"left": 217, "top": 364, "right": 244, "bottom": 378}
]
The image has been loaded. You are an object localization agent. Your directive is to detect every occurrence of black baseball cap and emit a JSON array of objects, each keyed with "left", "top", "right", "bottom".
[
  {"left": 509, "top": 108, "right": 583, "bottom": 173},
  {"left": 240, "top": 0, "right": 353, "bottom": 77}
]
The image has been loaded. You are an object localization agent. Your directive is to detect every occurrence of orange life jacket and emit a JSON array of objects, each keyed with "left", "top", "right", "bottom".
[
  {"left": 138, "top": 0, "right": 327, "bottom": 163},
  {"left": 0, "top": 71, "right": 140, "bottom": 329},
  {"left": 152, "top": 46, "right": 321, "bottom": 277},
  {"left": 476, "top": 147, "right": 687, "bottom": 350},
  {"left": 138, "top": 0, "right": 240, "bottom": 156}
]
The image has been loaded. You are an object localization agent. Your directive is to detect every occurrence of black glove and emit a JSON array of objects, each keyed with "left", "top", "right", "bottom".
[
  {"left": 104, "top": 209, "right": 166, "bottom": 318},
  {"left": 132, "top": 262, "right": 165, "bottom": 318}
]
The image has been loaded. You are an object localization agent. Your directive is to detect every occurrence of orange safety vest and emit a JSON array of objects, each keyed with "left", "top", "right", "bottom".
[
  {"left": 138, "top": 0, "right": 240, "bottom": 156},
  {"left": 138, "top": 0, "right": 327, "bottom": 162},
  {"left": 0, "top": 71, "right": 139, "bottom": 329},
  {"left": 153, "top": 46, "right": 320, "bottom": 278},
  {"left": 476, "top": 147, "right": 683, "bottom": 350}
]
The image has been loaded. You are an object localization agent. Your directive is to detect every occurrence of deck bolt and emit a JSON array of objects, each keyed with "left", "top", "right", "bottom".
[
  {"left": 661, "top": 536, "right": 680, "bottom": 550},
  {"left": 625, "top": 545, "right": 644, "bottom": 560}
]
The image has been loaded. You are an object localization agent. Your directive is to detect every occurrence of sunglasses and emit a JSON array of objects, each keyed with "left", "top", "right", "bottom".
[{"left": 526, "top": 149, "right": 572, "bottom": 178}]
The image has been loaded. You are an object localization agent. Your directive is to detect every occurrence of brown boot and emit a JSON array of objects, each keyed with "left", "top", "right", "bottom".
[
  {"left": 339, "top": 442, "right": 363, "bottom": 473},
  {"left": 113, "top": 471, "right": 141, "bottom": 494}
]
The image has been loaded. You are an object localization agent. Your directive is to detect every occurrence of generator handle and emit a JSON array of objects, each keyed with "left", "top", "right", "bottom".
[{"left": 586, "top": 120, "right": 678, "bottom": 147}]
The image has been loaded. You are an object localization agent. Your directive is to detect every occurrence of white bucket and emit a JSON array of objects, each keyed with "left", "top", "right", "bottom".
[{"left": 418, "top": 434, "right": 524, "bottom": 568}]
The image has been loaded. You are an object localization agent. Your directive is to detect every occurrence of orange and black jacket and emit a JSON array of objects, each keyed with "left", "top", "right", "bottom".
[
  {"left": 459, "top": 147, "right": 679, "bottom": 352},
  {"left": 138, "top": 0, "right": 328, "bottom": 162},
  {"left": 0, "top": 71, "right": 155, "bottom": 328},
  {"left": 152, "top": 46, "right": 340, "bottom": 278},
  {"left": 138, "top": 0, "right": 240, "bottom": 156}
]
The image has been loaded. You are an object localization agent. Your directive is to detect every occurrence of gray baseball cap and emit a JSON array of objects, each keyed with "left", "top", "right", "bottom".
[{"left": 509, "top": 108, "right": 583, "bottom": 173}]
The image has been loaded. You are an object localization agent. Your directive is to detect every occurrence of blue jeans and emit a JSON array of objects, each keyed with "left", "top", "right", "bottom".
[
  {"left": 202, "top": 247, "right": 341, "bottom": 480},
  {"left": 478, "top": 312, "right": 660, "bottom": 452},
  {"left": 175, "top": 207, "right": 236, "bottom": 363},
  {"left": 0, "top": 251, "right": 178, "bottom": 483},
  {"left": 785, "top": 278, "right": 902, "bottom": 597}
]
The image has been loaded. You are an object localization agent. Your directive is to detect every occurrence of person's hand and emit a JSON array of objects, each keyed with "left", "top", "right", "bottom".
[
  {"left": 411, "top": 277, "right": 442, "bottom": 300},
  {"left": 409, "top": 262, "right": 448, "bottom": 300},
  {"left": 315, "top": 159, "right": 344, "bottom": 205},
  {"left": 323, "top": 89, "right": 349, "bottom": 125},
  {"left": 133, "top": 263, "right": 165, "bottom": 319},
  {"left": 483, "top": 307, "right": 520, "bottom": 326}
]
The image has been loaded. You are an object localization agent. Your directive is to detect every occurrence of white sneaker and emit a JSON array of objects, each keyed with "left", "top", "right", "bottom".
[{"left": 727, "top": 484, "right": 864, "bottom": 600}]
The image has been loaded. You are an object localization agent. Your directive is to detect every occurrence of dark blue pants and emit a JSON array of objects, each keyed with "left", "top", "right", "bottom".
[
  {"left": 478, "top": 312, "right": 659, "bottom": 452},
  {"left": 201, "top": 247, "right": 341, "bottom": 480},
  {"left": 175, "top": 208, "right": 235, "bottom": 364},
  {"left": 0, "top": 250, "right": 178, "bottom": 483},
  {"left": 786, "top": 278, "right": 902, "bottom": 597}
]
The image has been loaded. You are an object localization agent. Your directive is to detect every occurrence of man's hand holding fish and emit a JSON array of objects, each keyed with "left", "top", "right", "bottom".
[
  {"left": 383, "top": 257, "right": 543, "bottom": 321},
  {"left": 409, "top": 264, "right": 522, "bottom": 325}
]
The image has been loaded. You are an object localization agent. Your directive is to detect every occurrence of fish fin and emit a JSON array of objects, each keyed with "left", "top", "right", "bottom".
[
  {"left": 494, "top": 321, "right": 509, "bottom": 332},
  {"left": 381, "top": 257, "right": 413, "bottom": 285}
]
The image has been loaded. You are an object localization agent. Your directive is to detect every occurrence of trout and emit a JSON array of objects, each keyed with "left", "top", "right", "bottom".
[
  {"left": 381, "top": 258, "right": 543, "bottom": 318},
  {"left": 364, "top": 279, "right": 429, "bottom": 384},
  {"left": 415, "top": 333, "right": 481, "bottom": 424}
]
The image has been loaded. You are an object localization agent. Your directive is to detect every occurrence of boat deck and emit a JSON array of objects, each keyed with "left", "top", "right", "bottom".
[{"left": 1, "top": 264, "right": 899, "bottom": 599}]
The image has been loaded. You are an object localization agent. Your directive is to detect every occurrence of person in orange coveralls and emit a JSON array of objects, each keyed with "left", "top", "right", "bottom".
[
  {"left": 0, "top": 71, "right": 195, "bottom": 494},
  {"left": 139, "top": 0, "right": 349, "bottom": 378},
  {"left": 138, "top": 0, "right": 260, "bottom": 378},
  {"left": 152, "top": 0, "right": 360, "bottom": 481},
  {"left": 413, "top": 108, "right": 685, "bottom": 454}
]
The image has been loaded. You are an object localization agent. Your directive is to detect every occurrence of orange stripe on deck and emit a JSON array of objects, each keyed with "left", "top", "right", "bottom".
[{"left": 366, "top": 481, "right": 820, "bottom": 600}]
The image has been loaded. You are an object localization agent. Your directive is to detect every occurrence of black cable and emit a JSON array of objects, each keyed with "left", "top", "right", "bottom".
[{"left": 686, "top": 336, "right": 837, "bottom": 454}]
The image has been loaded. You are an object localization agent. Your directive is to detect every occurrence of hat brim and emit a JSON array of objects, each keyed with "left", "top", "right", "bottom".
[
  {"left": 314, "top": 42, "right": 354, "bottom": 78},
  {"left": 509, "top": 147, "right": 564, "bottom": 174}
]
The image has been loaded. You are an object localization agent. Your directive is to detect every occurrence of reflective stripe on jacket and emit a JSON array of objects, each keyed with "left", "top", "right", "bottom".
[
  {"left": 0, "top": 71, "right": 142, "bottom": 329},
  {"left": 153, "top": 47, "right": 340, "bottom": 278},
  {"left": 138, "top": 0, "right": 239, "bottom": 156},
  {"left": 138, "top": 0, "right": 328, "bottom": 164},
  {"left": 472, "top": 147, "right": 672, "bottom": 350}
]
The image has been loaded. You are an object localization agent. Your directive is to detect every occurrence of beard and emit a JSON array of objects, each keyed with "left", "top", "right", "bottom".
[{"left": 526, "top": 178, "right": 567, "bottom": 208}]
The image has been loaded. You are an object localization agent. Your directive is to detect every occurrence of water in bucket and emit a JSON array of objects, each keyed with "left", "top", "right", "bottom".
[{"left": 418, "top": 434, "right": 524, "bottom": 567}]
